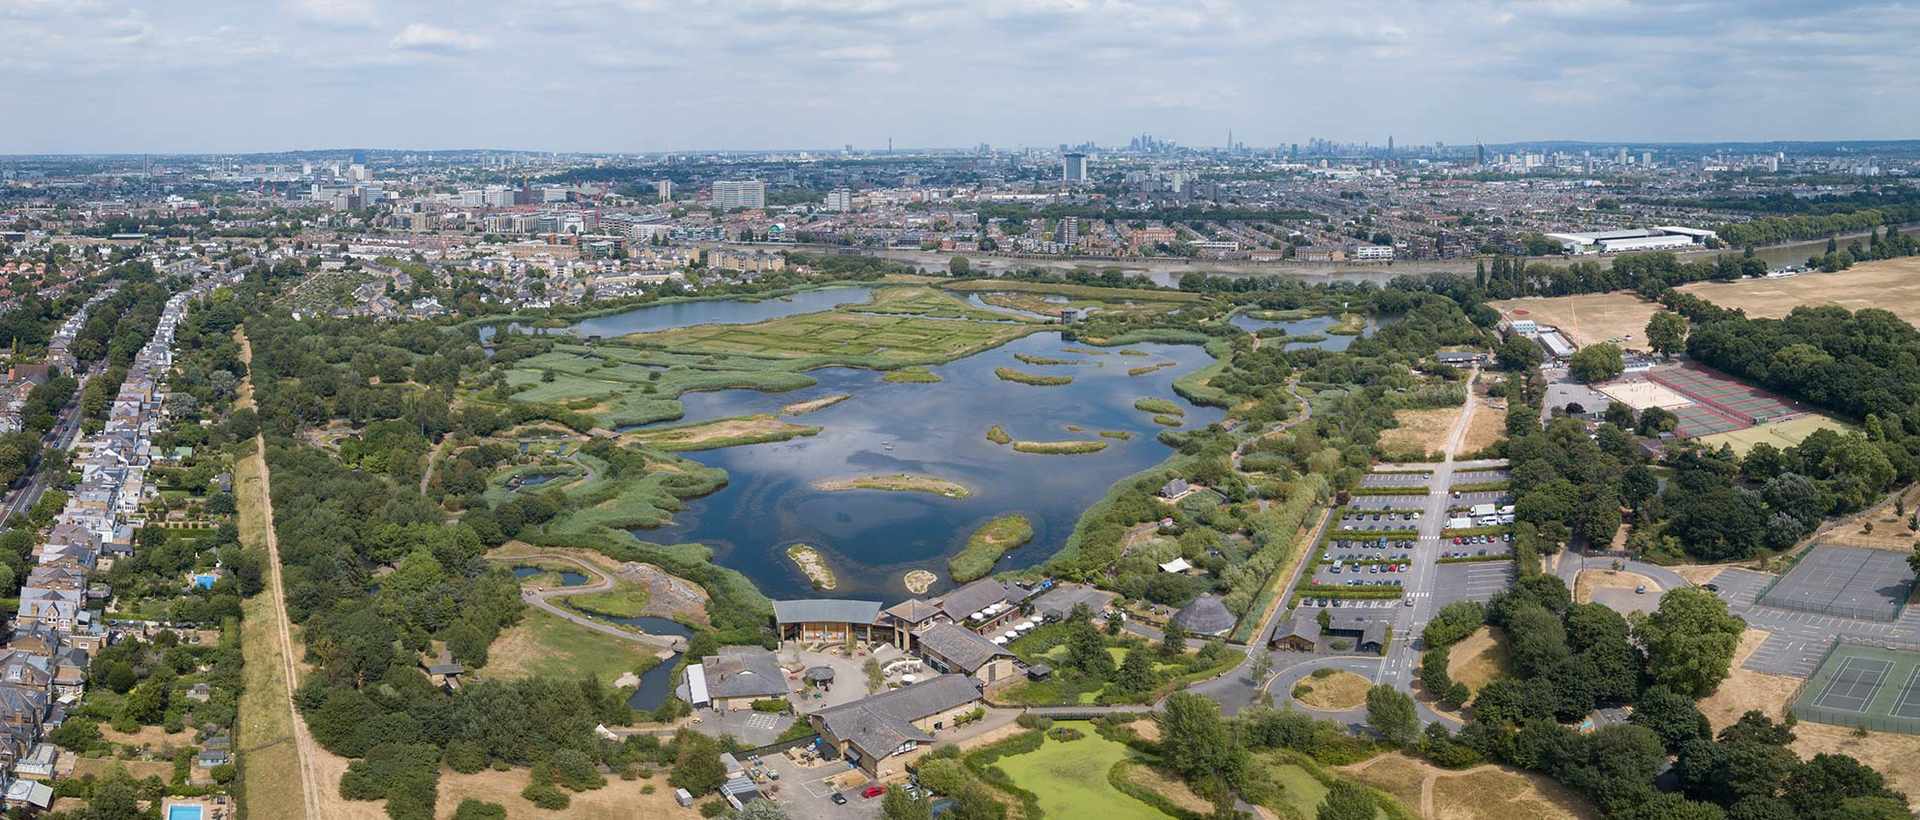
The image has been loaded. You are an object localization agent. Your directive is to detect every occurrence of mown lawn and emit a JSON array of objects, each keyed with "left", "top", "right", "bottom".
[{"left": 991, "top": 723, "right": 1170, "bottom": 820}]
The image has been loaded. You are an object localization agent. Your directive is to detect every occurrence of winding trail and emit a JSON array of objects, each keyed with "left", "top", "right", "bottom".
[{"left": 488, "top": 551, "right": 686, "bottom": 652}]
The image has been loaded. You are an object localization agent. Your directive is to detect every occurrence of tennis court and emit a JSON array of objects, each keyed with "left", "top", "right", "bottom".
[
  {"left": 1671, "top": 403, "right": 1748, "bottom": 438},
  {"left": 1759, "top": 544, "right": 1916, "bottom": 622},
  {"left": 1792, "top": 643, "right": 1920, "bottom": 733},
  {"left": 1649, "top": 364, "right": 1802, "bottom": 425}
]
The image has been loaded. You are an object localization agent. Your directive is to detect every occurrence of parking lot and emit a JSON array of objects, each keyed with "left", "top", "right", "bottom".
[
  {"left": 1453, "top": 469, "right": 1511, "bottom": 484},
  {"left": 1345, "top": 495, "right": 1426, "bottom": 511},
  {"left": 1337, "top": 511, "right": 1421, "bottom": 531},
  {"left": 760, "top": 752, "right": 884, "bottom": 820},
  {"left": 1360, "top": 472, "right": 1432, "bottom": 489},
  {"left": 1445, "top": 491, "right": 1513, "bottom": 509},
  {"left": 1312, "top": 559, "right": 1410, "bottom": 589},
  {"left": 1432, "top": 562, "right": 1518, "bottom": 607}
]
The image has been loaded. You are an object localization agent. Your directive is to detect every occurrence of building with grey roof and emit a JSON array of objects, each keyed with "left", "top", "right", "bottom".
[
  {"left": 1270, "top": 609, "right": 1390, "bottom": 654},
  {"left": 1029, "top": 582, "right": 1118, "bottom": 623},
  {"left": 915, "top": 623, "right": 1016, "bottom": 686},
  {"left": 1171, "top": 594, "right": 1236, "bottom": 637},
  {"left": 771, "top": 599, "right": 885, "bottom": 646},
  {"left": 683, "top": 646, "right": 789, "bottom": 711},
  {"left": 812, "top": 674, "right": 982, "bottom": 777}
]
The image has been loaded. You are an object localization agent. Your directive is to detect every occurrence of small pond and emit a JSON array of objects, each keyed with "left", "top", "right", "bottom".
[{"left": 511, "top": 566, "right": 588, "bottom": 586}]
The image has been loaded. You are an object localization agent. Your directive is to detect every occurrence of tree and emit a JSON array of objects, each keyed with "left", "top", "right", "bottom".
[
  {"left": 669, "top": 731, "right": 727, "bottom": 795},
  {"left": 1157, "top": 692, "right": 1246, "bottom": 784},
  {"left": 882, "top": 788, "right": 933, "bottom": 820},
  {"left": 1115, "top": 648, "right": 1157, "bottom": 694},
  {"left": 1365, "top": 684, "right": 1418, "bottom": 747},
  {"left": 1647, "top": 312, "right": 1689, "bottom": 359},
  {"left": 1159, "top": 621, "right": 1188, "bottom": 657},
  {"left": 1317, "top": 781, "right": 1377, "bottom": 820},
  {"left": 948, "top": 256, "right": 971, "bottom": 276},
  {"left": 1065, "top": 619, "right": 1114, "bottom": 676},
  {"left": 1636, "top": 587, "right": 1746, "bottom": 697},
  {"left": 1569, "top": 342, "right": 1625, "bottom": 383},
  {"left": 1497, "top": 335, "right": 1543, "bottom": 371},
  {"left": 1248, "top": 651, "right": 1274, "bottom": 686}
]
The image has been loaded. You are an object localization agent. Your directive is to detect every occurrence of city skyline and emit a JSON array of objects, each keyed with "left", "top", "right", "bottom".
[{"left": 1, "top": 0, "right": 1915, "bottom": 154}]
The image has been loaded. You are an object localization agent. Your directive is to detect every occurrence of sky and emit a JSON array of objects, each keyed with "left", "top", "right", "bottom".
[{"left": 1, "top": 0, "right": 1916, "bottom": 155}]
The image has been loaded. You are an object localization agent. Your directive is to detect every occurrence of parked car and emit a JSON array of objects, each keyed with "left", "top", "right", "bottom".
[
  {"left": 831, "top": 793, "right": 848, "bottom": 805},
  {"left": 863, "top": 785, "right": 886, "bottom": 799}
]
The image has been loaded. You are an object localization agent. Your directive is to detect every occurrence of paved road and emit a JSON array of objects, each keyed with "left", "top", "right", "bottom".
[
  {"left": 0, "top": 364, "right": 95, "bottom": 528},
  {"left": 1378, "top": 367, "right": 1486, "bottom": 696}
]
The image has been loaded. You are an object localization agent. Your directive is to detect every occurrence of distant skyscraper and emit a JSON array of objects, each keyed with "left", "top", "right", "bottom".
[
  {"left": 711, "top": 180, "right": 765, "bottom": 209},
  {"left": 1059, "top": 216, "right": 1079, "bottom": 244},
  {"left": 1476, "top": 143, "right": 1486, "bottom": 166},
  {"left": 656, "top": 179, "right": 674, "bottom": 203},
  {"left": 1062, "top": 152, "right": 1088, "bottom": 184},
  {"left": 1387, "top": 135, "right": 1394, "bottom": 154}
]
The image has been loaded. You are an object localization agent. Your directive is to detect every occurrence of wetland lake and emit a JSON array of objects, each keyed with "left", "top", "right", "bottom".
[{"left": 618, "top": 326, "right": 1224, "bottom": 601}]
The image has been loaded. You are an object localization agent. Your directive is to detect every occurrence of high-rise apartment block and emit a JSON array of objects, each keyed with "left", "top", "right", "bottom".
[
  {"left": 712, "top": 180, "right": 765, "bottom": 209},
  {"left": 1062, "top": 153, "right": 1087, "bottom": 184}
]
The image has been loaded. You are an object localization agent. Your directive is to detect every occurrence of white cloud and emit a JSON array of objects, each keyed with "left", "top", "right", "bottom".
[
  {"left": 287, "top": 0, "right": 376, "bottom": 29},
  {"left": 391, "top": 23, "right": 487, "bottom": 54}
]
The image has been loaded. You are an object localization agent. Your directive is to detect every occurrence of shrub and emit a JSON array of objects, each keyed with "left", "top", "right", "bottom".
[
  {"left": 749, "top": 698, "right": 789, "bottom": 713},
  {"left": 451, "top": 799, "right": 507, "bottom": 820},
  {"left": 1046, "top": 726, "right": 1085, "bottom": 743},
  {"left": 697, "top": 798, "right": 728, "bottom": 817},
  {"left": 1015, "top": 714, "right": 1054, "bottom": 731},
  {"left": 521, "top": 783, "right": 570, "bottom": 810}
]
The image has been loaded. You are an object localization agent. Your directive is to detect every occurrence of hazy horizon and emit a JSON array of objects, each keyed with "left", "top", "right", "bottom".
[{"left": 3, "top": 0, "right": 1916, "bottom": 154}]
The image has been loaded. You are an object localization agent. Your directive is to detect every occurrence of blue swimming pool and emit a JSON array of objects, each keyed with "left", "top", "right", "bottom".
[{"left": 167, "top": 805, "right": 204, "bottom": 820}]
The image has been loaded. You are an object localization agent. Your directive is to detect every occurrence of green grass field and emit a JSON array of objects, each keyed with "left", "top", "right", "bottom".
[
  {"left": 1695, "top": 413, "right": 1853, "bottom": 456},
  {"left": 991, "top": 723, "right": 1171, "bottom": 820}
]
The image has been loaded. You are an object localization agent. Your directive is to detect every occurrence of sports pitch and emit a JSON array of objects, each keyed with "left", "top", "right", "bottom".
[
  {"left": 1793, "top": 643, "right": 1920, "bottom": 733},
  {"left": 1678, "top": 257, "right": 1920, "bottom": 326},
  {"left": 1598, "top": 380, "right": 1691, "bottom": 410},
  {"left": 1696, "top": 414, "right": 1853, "bottom": 456}
]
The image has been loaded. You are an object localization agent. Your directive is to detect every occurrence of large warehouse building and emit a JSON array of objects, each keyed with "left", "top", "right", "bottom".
[{"left": 1544, "top": 226, "right": 1718, "bottom": 255}]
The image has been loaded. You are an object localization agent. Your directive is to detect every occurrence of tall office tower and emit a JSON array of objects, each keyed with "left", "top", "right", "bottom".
[
  {"left": 656, "top": 179, "right": 674, "bottom": 203},
  {"left": 1062, "top": 152, "right": 1088, "bottom": 184},
  {"left": 711, "top": 180, "right": 766, "bottom": 209},
  {"left": 1387, "top": 135, "right": 1394, "bottom": 154}
]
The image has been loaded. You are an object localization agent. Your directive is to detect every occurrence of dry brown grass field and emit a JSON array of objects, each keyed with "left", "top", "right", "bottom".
[
  {"left": 1678, "top": 257, "right": 1920, "bottom": 324},
  {"left": 1446, "top": 626, "right": 1510, "bottom": 695},
  {"left": 436, "top": 768, "right": 701, "bottom": 819},
  {"left": 1342, "top": 753, "right": 1597, "bottom": 820},
  {"left": 1294, "top": 669, "right": 1371, "bottom": 710},
  {"left": 1490, "top": 293, "right": 1662, "bottom": 348}
]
